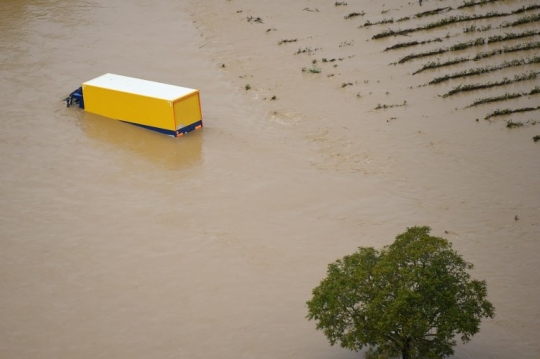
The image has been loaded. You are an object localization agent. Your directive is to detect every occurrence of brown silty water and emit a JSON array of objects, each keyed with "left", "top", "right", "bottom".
[{"left": 1, "top": 0, "right": 539, "bottom": 358}]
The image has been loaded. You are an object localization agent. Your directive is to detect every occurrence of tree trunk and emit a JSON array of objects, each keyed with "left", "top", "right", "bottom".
[{"left": 402, "top": 338, "right": 410, "bottom": 359}]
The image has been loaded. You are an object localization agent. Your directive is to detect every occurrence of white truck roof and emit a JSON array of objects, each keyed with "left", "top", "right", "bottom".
[{"left": 83, "top": 73, "right": 197, "bottom": 101}]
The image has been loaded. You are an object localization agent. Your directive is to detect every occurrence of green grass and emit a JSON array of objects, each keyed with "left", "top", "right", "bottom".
[{"left": 295, "top": 47, "right": 321, "bottom": 55}]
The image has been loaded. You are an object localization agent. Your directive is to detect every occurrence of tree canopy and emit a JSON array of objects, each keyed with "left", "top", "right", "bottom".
[{"left": 306, "top": 226, "right": 495, "bottom": 359}]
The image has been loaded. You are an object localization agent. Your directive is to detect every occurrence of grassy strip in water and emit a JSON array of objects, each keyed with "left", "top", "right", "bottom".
[
  {"left": 398, "top": 38, "right": 484, "bottom": 64},
  {"left": 474, "top": 41, "right": 540, "bottom": 61},
  {"left": 501, "top": 12, "right": 540, "bottom": 28},
  {"left": 373, "top": 5, "right": 540, "bottom": 39},
  {"left": 278, "top": 39, "right": 297, "bottom": 45},
  {"left": 295, "top": 46, "right": 322, "bottom": 55},
  {"left": 442, "top": 71, "right": 538, "bottom": 97},
  {"left": 506, "top": 120, "right": 524, "bottom": 128},
  {"left": 397, "top": 16, "right": 411, "bottom": 23},
  {"left": 413, "top": 57, "right": 470, "bottom": 75},
  {"left": 458, "top": 0, "right": 506, "bottom": 9},
  {"left": 488, "top": 29, "right": 540, "bottom": 44},
  {"left": 374, "top": 101, "right": 407, "bottom": 110},
  {"left": 511, "top": 4, "right": 540, "bottom": 15},
  {"left": 467, "top": 86, "right": 540, "bottom": 107},
  {"left": 363, "top": 18, "right": 395, "bottom": 27},
  {"left": 505, "top": 119, "right": 538, "bottom": 128},
  {"left": 505, "top": 119, "right": 539, "bottom": 128},
  {"left": 467, "top": 92, "right": 522, "bottom": 107},
  {"left": 463, "top": 24, "right": 492, "bottom": 33},
  {"left": 485, "top": 106, "right": 540, "bottom": 120},
  {"left": 414, "top": 7, "right": 452, "bottom": 18},
  {"left": 429, "top": 56, "right": 540, "bottom": 84},
  {"left": 384, "top": 37, "right": 443, "bottom": 51},
  {"left": 344, "top": 12, "right": 365, "bottom": 19},
  {"left": 374, "top": 12, "right": 506, "bottom": 39}
]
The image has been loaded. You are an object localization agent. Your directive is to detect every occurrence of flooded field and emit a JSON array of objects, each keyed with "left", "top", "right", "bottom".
[{"left": 1, "top": 0, "right": 539, "bottom": 358}]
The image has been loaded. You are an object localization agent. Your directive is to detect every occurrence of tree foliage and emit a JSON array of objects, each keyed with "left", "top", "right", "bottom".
[{"left": 306, "top": 226, "right": 495, "bottom": 359}]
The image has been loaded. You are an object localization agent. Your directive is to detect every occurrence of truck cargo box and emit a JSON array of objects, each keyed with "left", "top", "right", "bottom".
[{"left": 69, "top": 73, "right": 202, "bottom": 137}]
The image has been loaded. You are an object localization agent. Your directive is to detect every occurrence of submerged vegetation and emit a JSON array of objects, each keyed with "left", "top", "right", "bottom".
[
  {"left": 375, "top": 101, "right": 407, "bottom": 110},
  {"left": 333, "top": 0, "right": 539, "bottom": 130},
  {"left": 384, "top": 38, "right": 442, "bottom": 52},
  {"left": 399, "top": 30, "right": 540, "bottom": 64},
  {"left": 302, "top": 64, "right": 322, "bottom": 73},
  {"left": 363, "top": 18, "right": 395, "bottom": 27},
  {"left": 442, "top": 72, "right": 538, "bottom": 98},
  {"left": 398, "top": 38, "right": 485, "bottom": 64},
  {"left": 344, "top": 12, "right": 365, "bottom": 19},
  {"left": 335, "top": 0, "right": 539, "bottom": 130},
  {"left": 429, "top": 56, "right": 540, "bottom": 85},
  {"left": 458, "top": 0, "right": 505, "bottom": 9},
  {"left": 413, "top": 57, "right": 470, "bottom": 75},
  {"left": 467, "top": 87, "right": 540, "bottom": 108},
  {"left": 414, "top": 7, "right": 452, "bottom": 18},
  {"left": 467, "top": 92, "right": 522, "bottom": 108},
  {"left": 485, "top": 106, "right": 540, "bottom": 120},
  {"left": 474, "top": 41, "right": 540, "bottom": 61},
  {"left": 501, "top": 12, "right": 540, "bottom": 28},
  {"left": 487, "top": 30, "right": 540, "bottom": 44},
  {"left": 372, "top": 5, "right": 540, "bottom": 39},
  {"left": 506, "top": 120, "right": 524, "bottom": 128},
  {"left": 278, "top": 39, "right": 297, "bottom": 45},
  {"left": 463, "top": 24, "right": 492, "bottom": 33}
]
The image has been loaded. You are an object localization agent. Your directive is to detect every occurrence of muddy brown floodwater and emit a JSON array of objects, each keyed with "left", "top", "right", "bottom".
[{"left": 1, "top": 0, "right": 539, "bottom": 358}]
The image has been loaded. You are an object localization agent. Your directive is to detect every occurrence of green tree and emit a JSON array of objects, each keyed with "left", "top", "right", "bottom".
[{"left": 306, "top": 226, "right": 495, "bottom": 359}]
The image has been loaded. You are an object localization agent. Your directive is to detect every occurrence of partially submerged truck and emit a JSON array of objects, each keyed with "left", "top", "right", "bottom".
[{"left": 66, "top": 73, "right": 203, "bottom": 137}]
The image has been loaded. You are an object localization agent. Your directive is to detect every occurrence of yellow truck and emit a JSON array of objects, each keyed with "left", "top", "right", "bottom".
[{"left": 66, "top": 74, "right": 202, "bottom": 137}]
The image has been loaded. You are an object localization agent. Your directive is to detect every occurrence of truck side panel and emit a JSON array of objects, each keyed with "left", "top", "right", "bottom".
[{"left": 82, "top": 85, "right": 175, "bottom": 131}]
